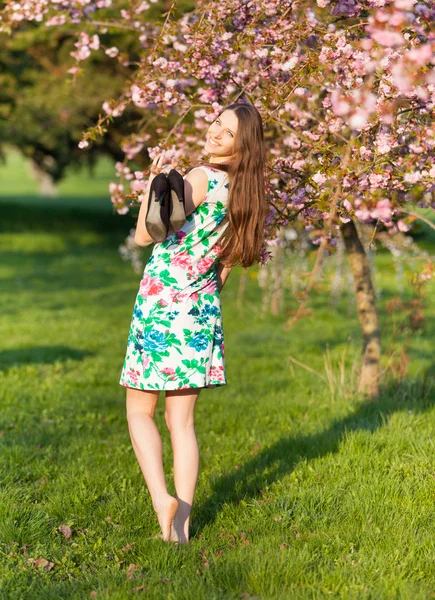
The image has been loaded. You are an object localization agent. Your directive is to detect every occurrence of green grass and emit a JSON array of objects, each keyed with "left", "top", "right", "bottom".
[
  {"left": 1, "top": 153, "right": 435, "bottom": 599},
  {"left": 0, "top": 146, "right": 117, "bottom": 210}
]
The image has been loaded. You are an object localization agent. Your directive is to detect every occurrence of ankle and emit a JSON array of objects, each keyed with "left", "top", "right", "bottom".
[{"left": 152, "top": 492, "right": 174, "bottom": 513}]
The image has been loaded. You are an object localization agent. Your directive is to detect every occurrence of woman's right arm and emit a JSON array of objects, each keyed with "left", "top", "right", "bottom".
[{"left": 183, "top": 168, "right": 208, "bottom": 216}]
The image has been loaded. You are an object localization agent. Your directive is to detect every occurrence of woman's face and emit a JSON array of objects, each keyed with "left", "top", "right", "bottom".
[{"left": 205, "top": 110, "right": 239, "bottom": 160}]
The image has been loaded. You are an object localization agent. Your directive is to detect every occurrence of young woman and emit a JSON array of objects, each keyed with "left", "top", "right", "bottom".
[{"left": 119, "top": 102, "right": 266, "bottom": 544}]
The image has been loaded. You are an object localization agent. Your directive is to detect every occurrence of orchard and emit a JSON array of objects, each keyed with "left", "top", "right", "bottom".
[{"left": 1, "top": 0, "right": 434, "bottom": 396}]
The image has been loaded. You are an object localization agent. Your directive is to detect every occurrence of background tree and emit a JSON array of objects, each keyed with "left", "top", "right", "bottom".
[{"left": 0, "top": 1, "right": 193, "bottom": 184}]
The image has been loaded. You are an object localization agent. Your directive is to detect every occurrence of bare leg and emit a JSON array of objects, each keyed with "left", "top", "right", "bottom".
[
  {"left": 126, "top": 387, "right": 178, "bottom": 542},
  {"left": 165, "top": 388, "right": 201, "bottom": 544}
]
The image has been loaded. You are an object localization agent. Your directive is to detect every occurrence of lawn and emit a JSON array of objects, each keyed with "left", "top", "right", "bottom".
[{"left": 0, "top": 151, "right": 435, "bottom": 599}]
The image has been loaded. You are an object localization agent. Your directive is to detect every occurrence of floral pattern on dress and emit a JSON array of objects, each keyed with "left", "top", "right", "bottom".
[{"left": 119, "top": 165, "right": 230, "bottom": 391}]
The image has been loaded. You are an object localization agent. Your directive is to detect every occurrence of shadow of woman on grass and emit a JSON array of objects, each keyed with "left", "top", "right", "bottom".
[{"left": 193, "top": 369, "right": 434, "bottom": 537}]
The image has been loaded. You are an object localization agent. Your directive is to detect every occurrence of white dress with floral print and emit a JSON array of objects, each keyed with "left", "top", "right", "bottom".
[{"left": 119, "top": 165, "right": 230, "bottom": 391}]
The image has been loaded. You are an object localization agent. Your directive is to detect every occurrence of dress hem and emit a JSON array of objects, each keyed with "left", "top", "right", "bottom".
[{"left": 119, "top": 381, "right": 227, "bottom": 391}]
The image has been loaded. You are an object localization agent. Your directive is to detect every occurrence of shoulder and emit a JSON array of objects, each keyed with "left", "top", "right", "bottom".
[
  {"left": 184, "top": 166, "right": 209, "bottom": 184},
  {"left": 182, "top": 167, "right": 209, "bottom": 215},
  {"left": 184, "top": 164, "right": 227, "bottom": 180},
  {"left": 183, "top": 167, "right": 208, "bottom": 201}
]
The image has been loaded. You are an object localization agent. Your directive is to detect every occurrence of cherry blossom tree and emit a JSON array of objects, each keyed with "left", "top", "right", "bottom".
[{"left": 2, "top": 0, "right": 434, "bottom": 397}]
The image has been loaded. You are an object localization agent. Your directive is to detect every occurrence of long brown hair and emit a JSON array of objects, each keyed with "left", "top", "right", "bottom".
[{"left": 197, "top": 102, "right": 267, "bottom": 269}]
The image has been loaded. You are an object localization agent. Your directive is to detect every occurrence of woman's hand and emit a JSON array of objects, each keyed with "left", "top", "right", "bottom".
[
  {"left": 149, "top": 152, "right": 178, "bottom": 180},
  {"left": 149, "top": 152, "right": 164, "bottom": 182}
]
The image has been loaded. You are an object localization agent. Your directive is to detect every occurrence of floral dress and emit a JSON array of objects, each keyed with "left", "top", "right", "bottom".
[{"left": 119, "top": 165, "right": 230, "bottom": 391}]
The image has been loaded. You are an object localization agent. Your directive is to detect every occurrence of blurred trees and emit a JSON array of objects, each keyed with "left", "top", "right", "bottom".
[{"left": 0, "top": 1, "right": 191, "bottom": 182}]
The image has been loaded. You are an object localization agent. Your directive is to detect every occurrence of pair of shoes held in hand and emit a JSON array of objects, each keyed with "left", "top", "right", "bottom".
[{"left": 145, "top": 169, "right": 186, "bottom": 242}]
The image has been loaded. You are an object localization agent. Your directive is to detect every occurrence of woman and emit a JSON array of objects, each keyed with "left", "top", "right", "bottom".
[{"left": 119, "top": 102, "right": 266, "bottom": 544}]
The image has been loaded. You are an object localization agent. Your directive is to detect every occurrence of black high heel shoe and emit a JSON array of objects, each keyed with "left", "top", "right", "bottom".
[
  {"left": 167, "top": 169, "right": 186, "bottom": 233},
  {"left": 145, "top": 173, "right": 171, "bottom": 242}
]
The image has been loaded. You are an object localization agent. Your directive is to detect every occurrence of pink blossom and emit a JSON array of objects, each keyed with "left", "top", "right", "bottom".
[
  {"left": 255, "top": 48, "right": 269, "bottom": 59},
  {"left": 375, "top": 133, "right": 393, "bottom": 154},
  {"left": 330, "top": 90, "right": 352, "bottom": 116},
  {"left": 291, "top": 159, "right": 306, "bottom": 171},
  {"left": 89, "top": 35, "right": 100, "bottom": 50},
  {"left": 312, "top": 172, "right": 327, "bottom": 185},
  {"left": 46, "top": 15, "right": 66, "bottom": 26},
  {"left": 71, "top": 46, "right": 91, "bottom": 61},
  {"left": 390, "top": 62, "right": 413, "bottom": 93},
  {"left": 130, "top": 180, "right": 147, "bottom": 192},
  {"left": 152, "top": 57, "right": 168, "bottom": 69},
  {"left": 407, "top": 44, "right": 433, "bottom": 67},
  {"left": 371, "top": 29, "right": 404, "bottom": 48},
  {"left": 371, "top": 199, "right": 393, "bottom": 224},
  {"left": 359, "top": 146, "right": 373, "bottom": 159},
  {"left": 355, "top": 208, "right": 372, "bottom": 223},
  {"left": 397, "top": 219, "right": 410, "bottom": 232},
  {"left": 281, "top": 56, "right": 298, "bottom": 71},
  {"left": 110, "top": 182, "right": 124, "bottom": 193},
  {"left": 404, "top": 171, "right": 421, "bottom": 183},
  {"left": 349, "top": 108, "right": 370, "bottom": 130},
  {"left": 105, "top": 47, "right": 119, "bottom": 58},
  {"left": 394, "top": 0, "right": 415, "bottom": 9},
  {"left": 369, "top": 173, "right": 384, "bottom": 187},
  {"left": 135, "top": 1, "right": 150, "bottom": 14},
  {"left": 294, "top": 87, "right": 307, "bottom": 96}
]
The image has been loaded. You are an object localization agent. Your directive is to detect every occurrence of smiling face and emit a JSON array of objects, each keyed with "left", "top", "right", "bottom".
[{"left": 205, "top": 110, "right": 239, "bottom": 162}]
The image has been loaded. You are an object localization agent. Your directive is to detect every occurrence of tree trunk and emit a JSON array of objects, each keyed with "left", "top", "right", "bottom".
[
  {"left": 28, "top": 160, "right": 58, "bottom": 197},
  {"left": 340, "top": 219, "right": 381, "bottom": 398},
  {"left": 270, "top": 227, "right": 285, "bottom": 316}
]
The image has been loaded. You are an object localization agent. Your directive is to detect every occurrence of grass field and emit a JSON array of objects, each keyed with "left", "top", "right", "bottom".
[{"left": 1, "top": 151, "right": 435, "bottom": 599}]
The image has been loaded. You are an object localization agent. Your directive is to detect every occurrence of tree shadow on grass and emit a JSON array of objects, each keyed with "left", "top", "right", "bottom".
[
  {"left": 0, "top": 345, "right": 94, "bottom": 373},
  {"left": 193, "top": 369, "right": 435, "bottom": 538}
]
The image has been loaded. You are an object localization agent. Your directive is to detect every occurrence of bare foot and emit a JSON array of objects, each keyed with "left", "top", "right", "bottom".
[
  {"left": 156, "top": 495, "right": 179, "bottom": 542},
  {"left": 172, "top": 512, "right": 189, "bottom": 545},
  {"left": 169, "top": 519, "right": 179, "bottom": 543}
]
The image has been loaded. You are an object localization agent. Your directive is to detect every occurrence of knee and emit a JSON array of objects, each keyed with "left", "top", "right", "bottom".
[
  {"left": 125, "top": 389, "right": 158, "bottom": 423},
  {"left": 165, "top": 411, "right": 194, "bottom": 434},
  {"left": 126, "top": 402, "right": 155, "bottom": 424}
]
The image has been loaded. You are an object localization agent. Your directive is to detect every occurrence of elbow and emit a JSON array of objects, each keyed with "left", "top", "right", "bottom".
[{"left": 134, "top": 235, "right": 153, "bottom": 247}]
